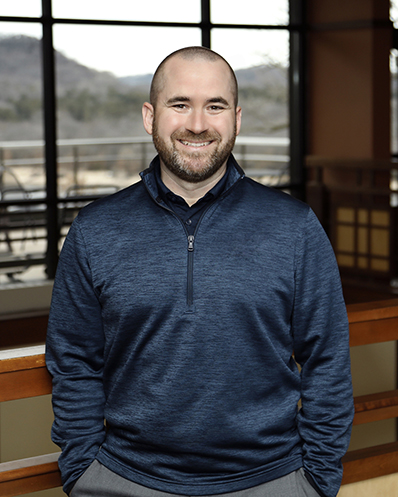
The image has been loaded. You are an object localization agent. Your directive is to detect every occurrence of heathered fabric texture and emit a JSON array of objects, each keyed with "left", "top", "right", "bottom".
[{"left": 46, "top": 156, "right": 353, "bottom": 497}]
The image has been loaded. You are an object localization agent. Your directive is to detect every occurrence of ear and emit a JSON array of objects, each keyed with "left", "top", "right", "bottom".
[
  {"left": 142, "top": 102, "right": 154, "bottom": 135},
  {"left": 235, "top": 106, "right": 242, "bottom": 136}
]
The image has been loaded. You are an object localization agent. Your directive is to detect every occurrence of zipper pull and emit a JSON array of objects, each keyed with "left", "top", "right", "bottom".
[{"left": 188, "top": 235, "right": 195, "bottom": 251}]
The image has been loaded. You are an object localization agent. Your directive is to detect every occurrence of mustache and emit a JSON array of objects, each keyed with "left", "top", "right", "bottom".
[{"left": 171, "top": 130, "right": 221, "bottom": 142}]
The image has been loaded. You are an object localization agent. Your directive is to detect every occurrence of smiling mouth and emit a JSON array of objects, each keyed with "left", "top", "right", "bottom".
[{"left": 179, "top": 140, "right": 213, "bottom": 148}]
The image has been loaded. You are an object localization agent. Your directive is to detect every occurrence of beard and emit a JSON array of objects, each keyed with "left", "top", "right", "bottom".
[{"left": 152, "top": 121, "right": 237, "bottom": 183}]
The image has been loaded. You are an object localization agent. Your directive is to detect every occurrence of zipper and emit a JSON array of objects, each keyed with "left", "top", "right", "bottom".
[
  {"left": 144, "top": 170, "right": 244, "bottom": 307},
  {"left": 183, "top": 177, "right": 242, "bottom": 307},
  {"left": 187, "top": 235, "right": 195, "bottom": 306},
  {"left": 150, "top": 196, "right": 196, "bottom": 307}
]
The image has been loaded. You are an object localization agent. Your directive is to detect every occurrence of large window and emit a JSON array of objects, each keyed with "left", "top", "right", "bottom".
[{"left": 0, "top": 0, "right": 304, "bottom": 283}]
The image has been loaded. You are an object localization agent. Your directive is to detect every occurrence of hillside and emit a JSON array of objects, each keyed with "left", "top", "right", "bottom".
[
  {"left": 0, "top": 34, "right": 127, "bottom": 98},
  {"left": 0, "top": 35, "right": 288, "bottom": 140}
]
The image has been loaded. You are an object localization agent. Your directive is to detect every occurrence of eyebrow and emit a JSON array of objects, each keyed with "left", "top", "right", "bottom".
[
  {"left": 165, "top": 96, "right": 231, "bottom": 107},
  {"left": 165, "top": 96, "right": 190, "bottom": 105},
  {"left": 207, "top": 97, "right": 230, "bottom": 106}
]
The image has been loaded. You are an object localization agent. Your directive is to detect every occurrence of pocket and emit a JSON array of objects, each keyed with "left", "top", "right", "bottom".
[
  {"left": 296, "top": 468, "right": 322, "bottom": 497},
  {"left": 69, "top": 460, "right": 98, "bottom": 497}
]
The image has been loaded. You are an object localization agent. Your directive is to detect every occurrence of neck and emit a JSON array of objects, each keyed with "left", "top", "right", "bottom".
[{"left": 159, "top": 161, "right": 227, "bottom": 207}]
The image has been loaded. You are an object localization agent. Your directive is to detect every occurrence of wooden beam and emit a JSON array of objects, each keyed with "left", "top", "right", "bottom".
[
  {"left": 353, "top": 390, "right": 398, "bottom": 425},
  {"left": 342, "top": 441, "right": 398, "bottom": 485},
  {"left": 346, "top": 299, "right": 398, "bottom": 346},
  {"left": 0, "top": 453, "right": 61, "bottom": 497},
  {"left": 347, "top": 298, "right": 398, "bottom": 323},
  {"left": 349, "top": 316, "right": 398, "bottom": 346},
  {"left": 0, "top": 349, "right": 52, "bottom": 402}
]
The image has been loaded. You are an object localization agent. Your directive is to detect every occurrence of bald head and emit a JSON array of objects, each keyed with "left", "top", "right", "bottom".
[{"left": 150, "top": 46, "right": 238, "bottom": 108}]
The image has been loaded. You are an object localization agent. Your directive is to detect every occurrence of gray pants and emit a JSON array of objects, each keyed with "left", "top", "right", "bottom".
[{"left": 70, "top": 460, "right": 321, "bottom": 497}]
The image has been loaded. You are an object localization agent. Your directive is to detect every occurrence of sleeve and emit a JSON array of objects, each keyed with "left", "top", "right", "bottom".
[
  {"left": 292, "top": 208, "right": 354, "bottom": 497},
  {"left": 45, "top": 216, "right": 106, "bottom": 495}
]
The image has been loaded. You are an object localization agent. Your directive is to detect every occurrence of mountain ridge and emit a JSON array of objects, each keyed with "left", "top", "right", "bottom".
[
  {"left": 0, "top": 35, "right": 287, "bottom": 95},
  {"left": 0, "top": 35, "right": 288, "bottom": 139}
]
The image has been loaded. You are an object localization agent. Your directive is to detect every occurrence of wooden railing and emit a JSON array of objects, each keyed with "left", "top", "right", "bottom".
[
  {"left": 0, "top": 346, "right": 61, "bottom": 497},
  {"left": 1, "top": 298, "right": 398, "bottom": 495},
  {"left": 342, "top": 298, "right": 398, "bottom": 485}
]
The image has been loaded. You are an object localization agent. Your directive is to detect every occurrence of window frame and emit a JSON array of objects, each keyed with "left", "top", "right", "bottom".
[{"left": 0, "top": 0, "right": 305, "bottom": 279}]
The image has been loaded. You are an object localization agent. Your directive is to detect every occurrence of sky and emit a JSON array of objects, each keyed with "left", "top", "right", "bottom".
[{"left": 0, "top": 1, "right": 289, "bottom": 77}]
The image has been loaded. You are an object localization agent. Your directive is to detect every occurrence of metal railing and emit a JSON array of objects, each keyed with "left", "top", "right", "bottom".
[
  {"left": 0, "top": 136, "right": 290, "bottom": 188},
  {"left": 0, "top": 135, "right": 290, "bottom": 280}
]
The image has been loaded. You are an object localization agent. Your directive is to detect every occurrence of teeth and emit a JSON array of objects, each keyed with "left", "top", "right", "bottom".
[{"left": 181, "top": 140, "right": 211, "bottom": 147}]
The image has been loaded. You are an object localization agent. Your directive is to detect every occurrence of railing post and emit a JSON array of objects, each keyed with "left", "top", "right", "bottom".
[
  {"left": 0, "top": 147, "right": 4, "bottom": 195},
  {"left": 241, "top": 144, "right": 247, "bottom": 168},
  {"left": 141, "top": 142, "right": 147, "bottom": 171},
  {"left": 73, "top": 146, "right": 79, "bottom": 187}
]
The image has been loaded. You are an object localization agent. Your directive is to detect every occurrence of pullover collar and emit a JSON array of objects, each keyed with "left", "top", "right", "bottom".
[{"left": 140, "top": 154, "right": 245, "bottom": 205}]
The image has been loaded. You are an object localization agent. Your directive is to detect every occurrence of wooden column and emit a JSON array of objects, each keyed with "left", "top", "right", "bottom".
[{"left": 306, "top": 0, "right": 392, "bottom": 160}]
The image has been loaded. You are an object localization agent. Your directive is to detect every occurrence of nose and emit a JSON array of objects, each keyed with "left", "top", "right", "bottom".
[{"left": 186, "top": 109, "right": 208, "bottom": 135}]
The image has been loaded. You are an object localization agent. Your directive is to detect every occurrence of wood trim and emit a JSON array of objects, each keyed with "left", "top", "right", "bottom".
[
  {"left": 0, "top": 367, "right": 52, "bottom": 402},
  {"left": 347, "top": 299, "right": 398, "bottom": 323},
  {"left": 342, "top": 441, "right": 398, "bottom": 485},
  {"left": 0, "top": 351, "right": 46, "bottom": 373},
  {"left": 347, "top": 299, "right": 398, "bottom": 346},
  {"left": 342, "top": 298, "right": 398, "bottom": 482},
  {"left": 0, "top": 453, "right": 61, "bottom": 497},
  {"left": 0, "top": 453, "right": 59, "bottom": 472},
  {"left": 0, "top": 353, "right": 51, "bottom": 402},
  {"left": 353, "top": 390, "right": 398, "bottom": 425},
  {"left": 349, "top": 316, "right": 398, "bottom": 346}
]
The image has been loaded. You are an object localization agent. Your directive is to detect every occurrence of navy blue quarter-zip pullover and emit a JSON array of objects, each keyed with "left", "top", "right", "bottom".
[{"left": 46, "top": 155, "right": 353, "bottom": 497}]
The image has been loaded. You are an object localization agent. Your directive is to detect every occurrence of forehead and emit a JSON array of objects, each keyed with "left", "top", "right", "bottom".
[{"left": 160, "top": 56, "right": 235, "bottom": 102}]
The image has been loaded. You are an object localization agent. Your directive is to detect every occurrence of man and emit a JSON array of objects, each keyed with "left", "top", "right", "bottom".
[{"left": 46, "top": 47, "right": 354, "bottom": 497}]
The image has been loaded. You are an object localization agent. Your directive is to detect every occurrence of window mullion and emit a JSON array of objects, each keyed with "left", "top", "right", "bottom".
[{"left": 42, "top": 0, "right": 59, "bottom": 278}]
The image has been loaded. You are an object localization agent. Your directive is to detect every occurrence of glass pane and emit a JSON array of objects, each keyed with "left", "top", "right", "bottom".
[
  {"left": 0, "top": 1, "right": 41, "bottom": 17},
  {"left": 337, "top": 226, "right": 355, "bottom": 253},
  {"left": 0, "top": 24, "right": 46, "bottom": 283},
  {"left": 370, "top": 229, "right": 389, "bottom": 257},
  {"left": 212, "top": 29, "right": 289, "bottom": 186},
  {"left": 211, "top": 0, "right": 288, "bottom": 25},
  {"left": 53, "top": 25, "right": 201, "bottom": 199},
  {"left": 370, "top": 210, "right": 389, "bottom": 227},
  {"left": 53, "top": 0, "right": 200, "bottom": 23},
  {"left": 370, "top": 258, "right": 389, "bottom": 272},
  {"left": 337, "top": 254, "right": 355, "bottom": 267},
  {"left": 337, "top": 207, "right": 355, "bottom": 223},
  {"left": 53, "top": 25, "right": 202, "bottom": 78}
]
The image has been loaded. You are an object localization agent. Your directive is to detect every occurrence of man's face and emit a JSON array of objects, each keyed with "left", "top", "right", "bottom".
[{"left": 142, "top": 56, "right": 241, "bottom": 183}]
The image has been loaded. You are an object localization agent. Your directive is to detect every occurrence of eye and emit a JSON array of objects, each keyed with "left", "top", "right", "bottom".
[
  {"left": 208, "top": 105, "right": 225, "bottom": 113},
  {"left": 173, "top": 104, "right": 187, "bottom": 109}
]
